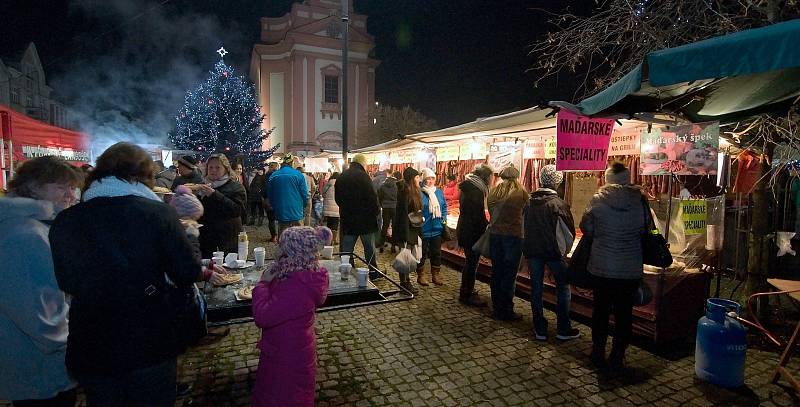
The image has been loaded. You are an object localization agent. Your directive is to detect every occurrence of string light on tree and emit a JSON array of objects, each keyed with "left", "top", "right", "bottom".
[{"left": 169, "top": 47, "right": 279, "bottom": 170}]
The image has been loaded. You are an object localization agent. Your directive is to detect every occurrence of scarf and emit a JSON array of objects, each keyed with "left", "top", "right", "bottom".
[
  {"left": 206, "top": 175, "right": 230, "bottom": 189},
  {"left": 422, "top": 185, "right": 442, "bottom": 219},
  {"left": 465, "top": 173, "right": 487, "bottom": 196},
  {"left": 82, "top": 176, "right": 161, "bottom": 202}
]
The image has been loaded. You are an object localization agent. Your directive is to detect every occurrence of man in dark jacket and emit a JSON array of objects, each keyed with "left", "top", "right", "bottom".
[
  {"left": 261, "top": 162, "right": 279, "bottom": 241},
  {"left": 456, "top": 164, "right": 492, "bottom": 307},
  {"left": 523, "top": 165, "right": 578, "bottom": 342},
  {"left": 335, "top": 153, "right": 380, "bottom": 273},
  {"left": 377, "top": 171, "right": 400, "bottom": 251},
  {"left": 247, "top": 168, "right": 266, "bottom": 226},
  {"left": 171, "top": 156, "right": 204, "bottom": 191}
]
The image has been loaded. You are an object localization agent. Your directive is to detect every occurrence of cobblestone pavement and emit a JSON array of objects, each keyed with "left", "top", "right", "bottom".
[{"left": 3, "top": 225, "right": 799, "bottom": 406}]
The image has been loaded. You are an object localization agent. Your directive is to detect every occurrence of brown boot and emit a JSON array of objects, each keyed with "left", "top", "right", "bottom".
[
  {"left": 400, "top": 274, "right": 418, "bottom": 294},
  {"left": 431, "top": 266, "right": 444, "bottom": 286},
  {"left": 416, "top": 265, "right": 430, "bottom": 286}
]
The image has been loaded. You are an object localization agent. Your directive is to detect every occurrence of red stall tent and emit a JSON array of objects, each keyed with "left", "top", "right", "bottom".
[{"left": 0, "top": 104, "right": 90, "bottom": 190}]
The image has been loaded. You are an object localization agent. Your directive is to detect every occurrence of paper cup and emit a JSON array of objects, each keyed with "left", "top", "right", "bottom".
[
  {"left": 235, "top": 259, "right": 246, "bottom": 268},
  {"left": 341, "top": 255, "right": 350, "bottom": 265},
  {"left": 356, "top": 268, "right": 368, "bottom": 288},
  {"left": 202, "top": 259, "right": 210, "bottom": 266},
  {"left": 213, "top": 251, "right": 225, "bottom": 259},
  {"left": 321, "top": 246, "right": 334, "bottom": 259},
  {"left": 254, "top": 247, "right": 266, "bottom": 266},
  {"left": 339, "top": 263, "right": 352, "bottom": 280}
]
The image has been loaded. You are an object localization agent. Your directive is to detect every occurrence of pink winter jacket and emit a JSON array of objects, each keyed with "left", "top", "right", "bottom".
[{"left": 251, "top": 269, "right": 329, "bottom": 407}]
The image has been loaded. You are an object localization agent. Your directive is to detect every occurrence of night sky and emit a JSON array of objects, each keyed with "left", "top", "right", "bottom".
[{"left": 0, "top": 0, "right": 593, "bottom": 140}]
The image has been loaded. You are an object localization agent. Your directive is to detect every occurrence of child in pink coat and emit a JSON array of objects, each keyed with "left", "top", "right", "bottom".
[{"left": 252, "top": 226, "right": 331, "bottom": 407}]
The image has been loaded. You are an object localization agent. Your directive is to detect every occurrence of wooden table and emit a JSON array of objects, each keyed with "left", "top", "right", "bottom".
[{"left": 767, "top": 278, "right": 800, "bottom": 391}]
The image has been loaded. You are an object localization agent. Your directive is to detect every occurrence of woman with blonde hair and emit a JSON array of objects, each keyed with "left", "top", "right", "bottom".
[
  {"left": 487, "top": 166, "right": 528, "bottom": 321},
  {"left": 190, "top": 153, "right": 247, "bottom": 257}
]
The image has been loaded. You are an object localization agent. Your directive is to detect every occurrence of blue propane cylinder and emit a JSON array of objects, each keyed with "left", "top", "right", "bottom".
[{"left": 695, "top": 298, "right": 747, "bottom": 387}]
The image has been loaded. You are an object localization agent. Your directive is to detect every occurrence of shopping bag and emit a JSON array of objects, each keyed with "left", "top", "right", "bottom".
[
  {"left": 566, "top": 235, "right": 594, "bottom": 288},
  {"left": 392, "top": 248, "right": 419, "bottom": 275},
  {"left": 556, "top": 217, "right": 575, "bottom": 257}
]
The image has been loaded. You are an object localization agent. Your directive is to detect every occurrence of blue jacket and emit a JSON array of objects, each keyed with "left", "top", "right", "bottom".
[
  {"left": 421, "top": 188, "right": 447, "bottom": 239},
  {"left": 267, "top": 165, "right": 308, "bottom": 222}
]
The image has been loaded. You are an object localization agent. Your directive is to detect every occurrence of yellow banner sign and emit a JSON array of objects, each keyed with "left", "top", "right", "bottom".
[
  {"left": 681, "top": 200, "right": 707, "bottom": 235},
  {"left": 436, "top": 145, "right": 460, "bottom": 161}
]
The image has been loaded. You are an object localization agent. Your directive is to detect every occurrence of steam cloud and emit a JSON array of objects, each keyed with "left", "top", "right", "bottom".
[{"left": 53, "top": 0, "right": 248, "bottom": 158}]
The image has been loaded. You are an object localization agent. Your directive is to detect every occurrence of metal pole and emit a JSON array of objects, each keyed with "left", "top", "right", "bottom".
[
  {"left": 341, "top": 0, "right": 349, "bottom": 168},
  {"left": 1, "top": 139, "right": 6, "bottom": 189}
]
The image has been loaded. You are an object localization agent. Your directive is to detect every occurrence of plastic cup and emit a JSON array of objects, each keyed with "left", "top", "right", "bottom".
[
  {"left": 212, "top": 256, "right": 224, "bottom": 268},
  {"left": 254, "top": 247, "right": 266, "bottom": 266},
  {"left": 341, "top": 255, "right": 350, "bottom": 265},
  {"left": 202, "top": 259, "right": 210, "bottom": 266},
  {"left": 213, "top": 251, "right": 225, "bottom": 259},
  {"left": 321, "top": 246, "right": 334, "bottom": 259},
  {"left": 356, "top": 268, "right": 368, "bottom": 288},
  {"left": 339, "top": 263, "right": 352, "bottom": 280}
]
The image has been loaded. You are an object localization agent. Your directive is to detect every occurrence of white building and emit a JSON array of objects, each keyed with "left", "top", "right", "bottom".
[
  {"left": 250, "top": 0, "right": 379, "bottom": 155},
  {"left": 0, "top": 42, "right": 70, "bottom": 128}
]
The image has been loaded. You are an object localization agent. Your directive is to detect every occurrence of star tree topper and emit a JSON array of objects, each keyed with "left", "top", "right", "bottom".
[{"left": 216, "top": 47, "right": 228, "bottom": 59}]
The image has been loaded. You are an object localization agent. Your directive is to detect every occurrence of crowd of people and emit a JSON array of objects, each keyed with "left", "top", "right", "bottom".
[{"left": 0, "top": 142, "right": 648, "bottom": 406}]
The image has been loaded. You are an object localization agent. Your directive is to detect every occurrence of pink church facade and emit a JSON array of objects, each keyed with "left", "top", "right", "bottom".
[{"left": 250, "top": 0, "right": 379, "bottom": 155}]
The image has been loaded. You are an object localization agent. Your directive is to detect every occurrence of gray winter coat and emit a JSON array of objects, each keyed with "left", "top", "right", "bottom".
[{"left": 579, "top": 184, "right": 646, "bottom": 280}]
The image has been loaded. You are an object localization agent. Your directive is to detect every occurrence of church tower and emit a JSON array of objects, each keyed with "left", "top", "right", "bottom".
[{"left": 250, "top": 0, "right": 379, "bottom": 155}]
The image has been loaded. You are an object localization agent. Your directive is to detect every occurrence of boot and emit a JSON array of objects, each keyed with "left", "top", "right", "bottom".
[
  {"left": 416, "top": 265, "right": 430, "bottom": 286},
  {"left": 431, "top": 266, "right": 444, "bottom": 286},
  {"left": 608, "top": 347, "right": 626, "bottom": 371},
  {"left": 399, "top": 274, "right": 417, "bottom": 294},
  {"left": 590, "top": 344, "right": 608, "bottom": 370}
]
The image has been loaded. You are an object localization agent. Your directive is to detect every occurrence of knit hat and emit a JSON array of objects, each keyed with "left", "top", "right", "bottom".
[
  {"left": 402, "top": 167, "right": 420, "bottom": 183},
  {"left": 177, "top": 155, "right": 198, "bottom": 169},
  {"left": 499, "top": 166, "right": 520, "bottom": 180},
  {"left": 170, "top": 185, "right": 204, "bottom": 220},
  {"left": 539, "top": 164, "right": 564, "bottom": 188},
  {"left": 421, "top": 167, "right": 436, "bottom": 179},
  {"left": 270, "top": 226, "right": 333, "bottom": 280},
  {"left": 351, "top": 153, "right": 368, "bottom": 167},
  {"left": 605, "top": 161, "right": 631, "bottom": 185},
  {"left": 282, "top": 154, "right": 294, "bottom": 165}
]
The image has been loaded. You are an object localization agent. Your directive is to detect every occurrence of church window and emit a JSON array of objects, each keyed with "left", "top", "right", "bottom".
[{"left": 324, "top": 75, "right": 339, "bottom": 103}]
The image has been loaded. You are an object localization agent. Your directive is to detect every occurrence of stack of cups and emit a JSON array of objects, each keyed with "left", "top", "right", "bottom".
[
  {"left": 254, "top": 247, "right": 266, "bottom": 267},
  {"left": 339, "top": 255, "right": 352, "bottom": 281}
]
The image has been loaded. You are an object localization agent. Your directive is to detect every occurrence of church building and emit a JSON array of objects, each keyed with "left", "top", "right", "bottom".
[{"left": 250, "top": 0, "right": 379, "bottom": 155}]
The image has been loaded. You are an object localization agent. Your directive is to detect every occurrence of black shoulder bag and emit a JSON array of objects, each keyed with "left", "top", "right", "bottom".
[{"left": 641, "top": 198, "right": 673, "bottom": 268}]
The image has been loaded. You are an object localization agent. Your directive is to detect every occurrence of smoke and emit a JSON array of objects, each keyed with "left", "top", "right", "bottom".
[{"left": 53, "top": 0, "right": 248, "bottom": 158}]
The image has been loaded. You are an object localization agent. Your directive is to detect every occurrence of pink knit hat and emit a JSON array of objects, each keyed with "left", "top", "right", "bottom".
[
  {"left": 170, "top": 185, "right": 204, "bottom": 220},
  {"left": 269, "top": 226, "right": 333, "bottom": 279}
]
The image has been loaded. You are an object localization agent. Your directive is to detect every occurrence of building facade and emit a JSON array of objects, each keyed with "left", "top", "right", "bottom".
[
  {"left": 0, "top": 43, "right": 70, "bottom": 129},
  {"left": 250, "top": 0, "right": 378, "bottom": 155}
]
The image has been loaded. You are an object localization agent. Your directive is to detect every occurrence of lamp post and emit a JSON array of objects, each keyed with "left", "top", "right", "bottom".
[{"left": 341, "top": 0, "right": 349, "bottom": 169}]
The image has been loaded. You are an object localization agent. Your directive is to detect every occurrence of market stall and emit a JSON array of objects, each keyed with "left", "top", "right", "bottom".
[{"left": 1, "top": 104, "right": 90, "bottom": 189}]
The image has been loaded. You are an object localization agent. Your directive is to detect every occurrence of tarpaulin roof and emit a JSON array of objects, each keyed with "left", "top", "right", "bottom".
[
  {"left": 349, "top": 107, "right": 556, "bottom": 153},
  {"left": 1, "top": 104, "right": 89, "bottom": 163},
  {"left": 551, "top": 19, "right": 800, "bottom": 123}
]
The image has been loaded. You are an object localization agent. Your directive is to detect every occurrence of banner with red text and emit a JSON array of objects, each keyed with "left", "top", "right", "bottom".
[{"left": 556, "top": 110, "right": 615, "bottom": 171}]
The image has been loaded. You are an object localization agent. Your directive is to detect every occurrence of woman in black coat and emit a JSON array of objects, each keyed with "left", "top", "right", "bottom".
[
  {"left": 392, "top": 167, "right": 422, "bottom": 293},
  {"left": 456, "top": 164, "right": 493, "bottom": 307},
  {"left": 49, "top": 142, "right": 202, "bottom": 406},
  {"left": 191, "top": 153, "right": 247, "bottom": 258}
]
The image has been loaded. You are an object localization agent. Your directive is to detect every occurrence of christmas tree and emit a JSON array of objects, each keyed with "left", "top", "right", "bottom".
[{"left": 170, "top": 48, "right": 278, "bottom": 170}]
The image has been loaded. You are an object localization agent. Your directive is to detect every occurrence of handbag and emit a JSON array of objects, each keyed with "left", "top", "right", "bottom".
[
  {"left": 566, "top": 235, "right": 594, "bottom": 288},
  {"left": 408, "top": 210, "right": 424, "bottom": 228},
  {"left": 641, "top": 198, "right": 673, "bottom": 268},
  {"left": 472, "top": 198, "right": 505, "bottom": 259},
  {"left": 171, "top": 283, "right": 207, "bottom": 352}
]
